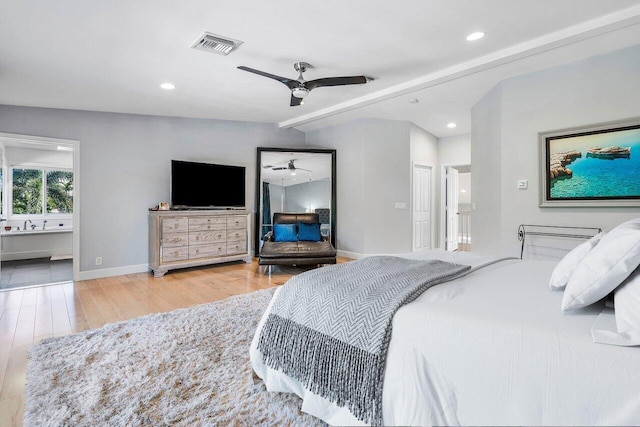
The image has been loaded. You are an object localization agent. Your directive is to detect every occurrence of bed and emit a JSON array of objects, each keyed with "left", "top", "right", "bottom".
[{"left": 250, "top": 224, "right": 640, "bottom": 426}]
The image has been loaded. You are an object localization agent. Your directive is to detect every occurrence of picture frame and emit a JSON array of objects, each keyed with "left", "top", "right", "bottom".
[{"left": 539, "top": 117, "right": 640, "bottom": 207}]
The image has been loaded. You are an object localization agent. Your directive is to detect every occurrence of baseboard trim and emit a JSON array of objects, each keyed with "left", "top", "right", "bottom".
[
  {"left": 336, "top": 250, "right": 367, "bottom": 260},
  {"left": 78, "top": 264, "right": 149, "bottom": 281},
  {"left": 2, "top": 250, "right": 70, "bottom": 261}
]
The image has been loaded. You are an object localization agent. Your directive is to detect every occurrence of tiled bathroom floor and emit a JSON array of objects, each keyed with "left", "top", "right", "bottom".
[{"left": 0, "top": 258, "right": 73, "bottom": 290}]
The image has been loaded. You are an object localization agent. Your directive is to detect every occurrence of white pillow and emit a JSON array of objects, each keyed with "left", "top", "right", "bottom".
[
  {"left": 591, "top": 307, "right": 640, "bottom": 347},
  {"left": 614, "top": 267, "right": 640, "bottom": 333},
  {"left": 549, "top": 232, "right": 605, "bottom": 291},
  {"left": 562, "top": 218, "right": 640, "bottom": 311}
]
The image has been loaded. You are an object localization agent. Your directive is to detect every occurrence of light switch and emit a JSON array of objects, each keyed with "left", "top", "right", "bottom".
[
  {"left": 395, "top": 202, "right": 407, "bottom": 209},
  {"left": 518, "top": 180, "right": 528, "bottom": 189}
]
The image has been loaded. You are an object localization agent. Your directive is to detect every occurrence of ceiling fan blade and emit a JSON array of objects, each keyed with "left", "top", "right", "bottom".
[
  {"left": 290, "top": 94, "right": 303, "bottom": 107},
  {"left": 271, "top": 167, "right": 287, "bottom": 171},
  {"left": 305, "top": 76, "right": 368, "bottom": 91},
  {"left": 238, "top": 66, "right": 298, "bottom": 89},
  {"left": 295, "top": 167, "right": 313, "bottom": 172}
]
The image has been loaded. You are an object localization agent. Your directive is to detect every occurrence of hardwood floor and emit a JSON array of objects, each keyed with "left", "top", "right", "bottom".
[{"left": 0, "top": 258, "right": 349, "bottom": 427}]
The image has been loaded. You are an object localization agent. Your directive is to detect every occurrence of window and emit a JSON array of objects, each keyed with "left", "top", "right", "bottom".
[
  {"left": 11, "top": 168, "right": 73, "bottom": 216},
  {"left": 46, "top": 170, "right": 74, "bottom": 213}
]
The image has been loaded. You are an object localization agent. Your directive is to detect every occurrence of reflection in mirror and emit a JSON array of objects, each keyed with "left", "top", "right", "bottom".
[{"left": 255, "top": 148, "right": 336, "bottom": 251}]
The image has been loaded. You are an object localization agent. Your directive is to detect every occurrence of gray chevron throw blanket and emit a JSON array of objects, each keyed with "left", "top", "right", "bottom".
[{"left": 257, "top": 256, "right": 470, "bottom": 425}]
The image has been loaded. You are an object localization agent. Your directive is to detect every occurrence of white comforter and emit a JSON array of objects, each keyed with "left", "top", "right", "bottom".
[{"left": 250, "top": 250, "right": 640, "bottom": 426}]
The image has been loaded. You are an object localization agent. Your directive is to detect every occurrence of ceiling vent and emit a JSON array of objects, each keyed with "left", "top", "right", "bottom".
[{"left": 191, "top": 32, "right": 243, "bottom": 56}]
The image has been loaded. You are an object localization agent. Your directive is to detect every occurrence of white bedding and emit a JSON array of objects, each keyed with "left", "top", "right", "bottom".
[{"left": 250, "top": 250, "right": 640, "bottom": 426}]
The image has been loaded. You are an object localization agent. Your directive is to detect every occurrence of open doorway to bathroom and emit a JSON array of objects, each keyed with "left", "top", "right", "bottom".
[{"left": 0, "top": 133, "right": 79, "bottom": 291}]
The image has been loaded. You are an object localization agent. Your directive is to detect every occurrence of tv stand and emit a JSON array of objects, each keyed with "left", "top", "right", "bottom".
[{"left": 148, "top": 209, "right": 252, "bottom": 277}]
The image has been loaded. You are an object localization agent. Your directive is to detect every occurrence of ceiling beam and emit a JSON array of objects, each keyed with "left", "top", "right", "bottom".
[{"left": 278, "top": 5, "right": 640, "bottom": 129}]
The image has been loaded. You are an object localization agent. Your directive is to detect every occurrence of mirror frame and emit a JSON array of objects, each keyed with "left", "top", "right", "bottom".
[{"left": 255, "top": 147, "right": 337, "bottom": 251}]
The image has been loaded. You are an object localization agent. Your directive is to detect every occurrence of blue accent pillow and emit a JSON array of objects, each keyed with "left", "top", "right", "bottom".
[
  {"left": 298, "top": 222, "right": 321, "bottom": 242},
  {"left": 274, "top": 224, "right": 298, "bottom": 242}
]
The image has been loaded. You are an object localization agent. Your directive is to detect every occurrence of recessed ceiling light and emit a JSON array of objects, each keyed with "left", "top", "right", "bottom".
[
  {"left": 408, "top": 98, "right": 420, "bottom": 104},
  {"left": 447, "top": 122, "right": 457, "bottom": 128},
  {"left": 291, "top": 172, "right": 296, "bottom": 176},
  {"left": 466, "top": 32, "right": 485, "bottom": 41},
  {"left": 160, "top": 82, "right": 176, "bottom": 90},
  {"left": 460, "top": 189, "right": 467, "bottom": 193}
]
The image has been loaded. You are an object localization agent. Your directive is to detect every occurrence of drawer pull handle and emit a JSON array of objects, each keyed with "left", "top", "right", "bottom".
[
  {"left": 174, "top": 251, "right": 178, "bottom": 256},
  {"left": 196, "top": 249, "right": 199, "bottom": 254}
]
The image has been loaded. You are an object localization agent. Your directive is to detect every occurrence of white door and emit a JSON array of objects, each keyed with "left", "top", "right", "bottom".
[
  {"left": 412, "top": 164, "right": 432, "bottom": 251},
  {"left": 446, "top": 167, "right": 459, "bottom": 251},
  {"left": 0, "top": 144, "right": 3, "bottom": 280}
]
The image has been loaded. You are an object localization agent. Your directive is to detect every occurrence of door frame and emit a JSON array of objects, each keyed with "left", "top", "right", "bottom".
[
  {"left": 411, "top": 162, "right": 434, "bottom": 251},
  {"left": 439, "top": 163, "right": 470, "bottom": 250},
  {"left": 0, "top": 132, "right": 80, "bottom": 282}
]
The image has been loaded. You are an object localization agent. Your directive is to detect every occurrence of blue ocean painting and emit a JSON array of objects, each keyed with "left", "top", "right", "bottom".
[{"left": 550, "top": 128, "right": 640, "bottom": 199}]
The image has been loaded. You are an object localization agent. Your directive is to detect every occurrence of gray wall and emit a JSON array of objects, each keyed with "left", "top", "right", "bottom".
[
  {"left": 471, "top": 43, "right": 640, "bottom": 256},
  {"left": 471, "top": 83, "right": 504, "bottom": 254},
  {"left": 438, "top": 134, "right": 471, "bottom": 166},
  {"left": 305, "top": 121, "right": 366, "bottom": 254},
  {"left": 283, "top": 180, "right": 331, "bottom": 213},
  {"left": 264, "top": 179, "right": 331, "bottom": 218},
  {"left": 0, "top": 105, "right": 305, "bottom": 274},
  {"left": 307, "top": 118, "right": 438, "bottom": 256},
  {"left": 267, "top": 182, "right": 284, "bottom": 217}
]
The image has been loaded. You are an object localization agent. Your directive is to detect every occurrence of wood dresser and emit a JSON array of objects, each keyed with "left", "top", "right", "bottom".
[{"left": 149, "top": 209, "right": 252, "bottom": 277}]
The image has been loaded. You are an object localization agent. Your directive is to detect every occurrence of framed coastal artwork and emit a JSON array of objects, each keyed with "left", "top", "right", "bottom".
[{"left": 539, "top": 118, "right": 640, "bottom": 207}]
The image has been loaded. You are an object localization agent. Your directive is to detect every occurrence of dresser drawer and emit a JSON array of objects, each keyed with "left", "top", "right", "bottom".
[
  {"left": 189, "top": 217, "right": 226, "bottom": 231},
  {"left": 162, "top": 232, "right": 188, "bottom": 248},
  {"left": 226, "top": 241, "right": 247, "bottom": 255},
  {"left": 226, "top": 229, "right": 246, "bottom": 243},
  {"left": 162, "top": 246, "right": 189, "bottom": 263},
  {"left": 162, "top": 217, "right": 188, "bottom": 233},
  {"left": 189, "top": 243, "right": 226, "bottom": 259},
  {"left": 227, "top": 215, "right": 247, "bottom": 230},
  {"left": 189, "top": 230, "right": 226, "bottom": 245}
]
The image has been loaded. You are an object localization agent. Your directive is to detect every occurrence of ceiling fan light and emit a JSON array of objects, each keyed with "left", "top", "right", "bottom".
[{"left": 291, "top": 87, "right": 309, "bottom": 98}]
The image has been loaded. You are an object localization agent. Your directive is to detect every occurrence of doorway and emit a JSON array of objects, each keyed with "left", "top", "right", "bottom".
[
  {"left": 412, "top": 163, "right": 433, "bottom": 251},
  {"left": 0, "top": 133, "right": 80, "bottom": 291},
  {"left": 441, "top": 164, "right": 471, "bottom": 252}
]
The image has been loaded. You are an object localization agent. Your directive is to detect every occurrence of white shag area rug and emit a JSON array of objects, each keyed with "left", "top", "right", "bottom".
[{"left": 24, "top": 288, "right": 325, "bottom": 426}]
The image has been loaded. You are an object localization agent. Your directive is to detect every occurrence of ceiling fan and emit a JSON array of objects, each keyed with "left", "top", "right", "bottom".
[
  {"left": 265, "top": 159, "right": 311, "bottom": 173},
  {"left": 238, "top": 62, "right": 373, "bottom": 106}
]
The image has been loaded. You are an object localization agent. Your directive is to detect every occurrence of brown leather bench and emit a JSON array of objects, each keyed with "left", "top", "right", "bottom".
[{"left": 259, "top": 213, "right": 336, "bottom": 271}]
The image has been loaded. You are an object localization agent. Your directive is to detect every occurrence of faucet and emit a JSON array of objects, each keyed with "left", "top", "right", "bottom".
[
  {"left": 43, "top": 220, "right": 47, "bottom": 230},
  {"left": 23, "top": 219, "right": 32, "bottom": 230}
]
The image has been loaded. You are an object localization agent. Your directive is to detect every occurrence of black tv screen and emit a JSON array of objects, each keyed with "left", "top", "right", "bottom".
[{"left": 171, "top": 160, "right": 245, "bottom": 208}]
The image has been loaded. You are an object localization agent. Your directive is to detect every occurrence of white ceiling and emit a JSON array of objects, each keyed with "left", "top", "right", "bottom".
[
  {"left": 1, "top": 0, "right": 640, "bottom": 137},
  {"left": 261, "top": 151, "right": 332, "bottom": 187}
]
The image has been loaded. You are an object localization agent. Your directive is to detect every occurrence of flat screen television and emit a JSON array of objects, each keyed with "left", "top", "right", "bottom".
[{"left": 171, "top": 160, "right": 245, "bottom": 208}]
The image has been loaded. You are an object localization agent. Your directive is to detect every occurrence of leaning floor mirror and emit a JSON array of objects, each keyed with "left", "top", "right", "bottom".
[{"left": 255, "top": 147, "right": 336, "bottom": 251}]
